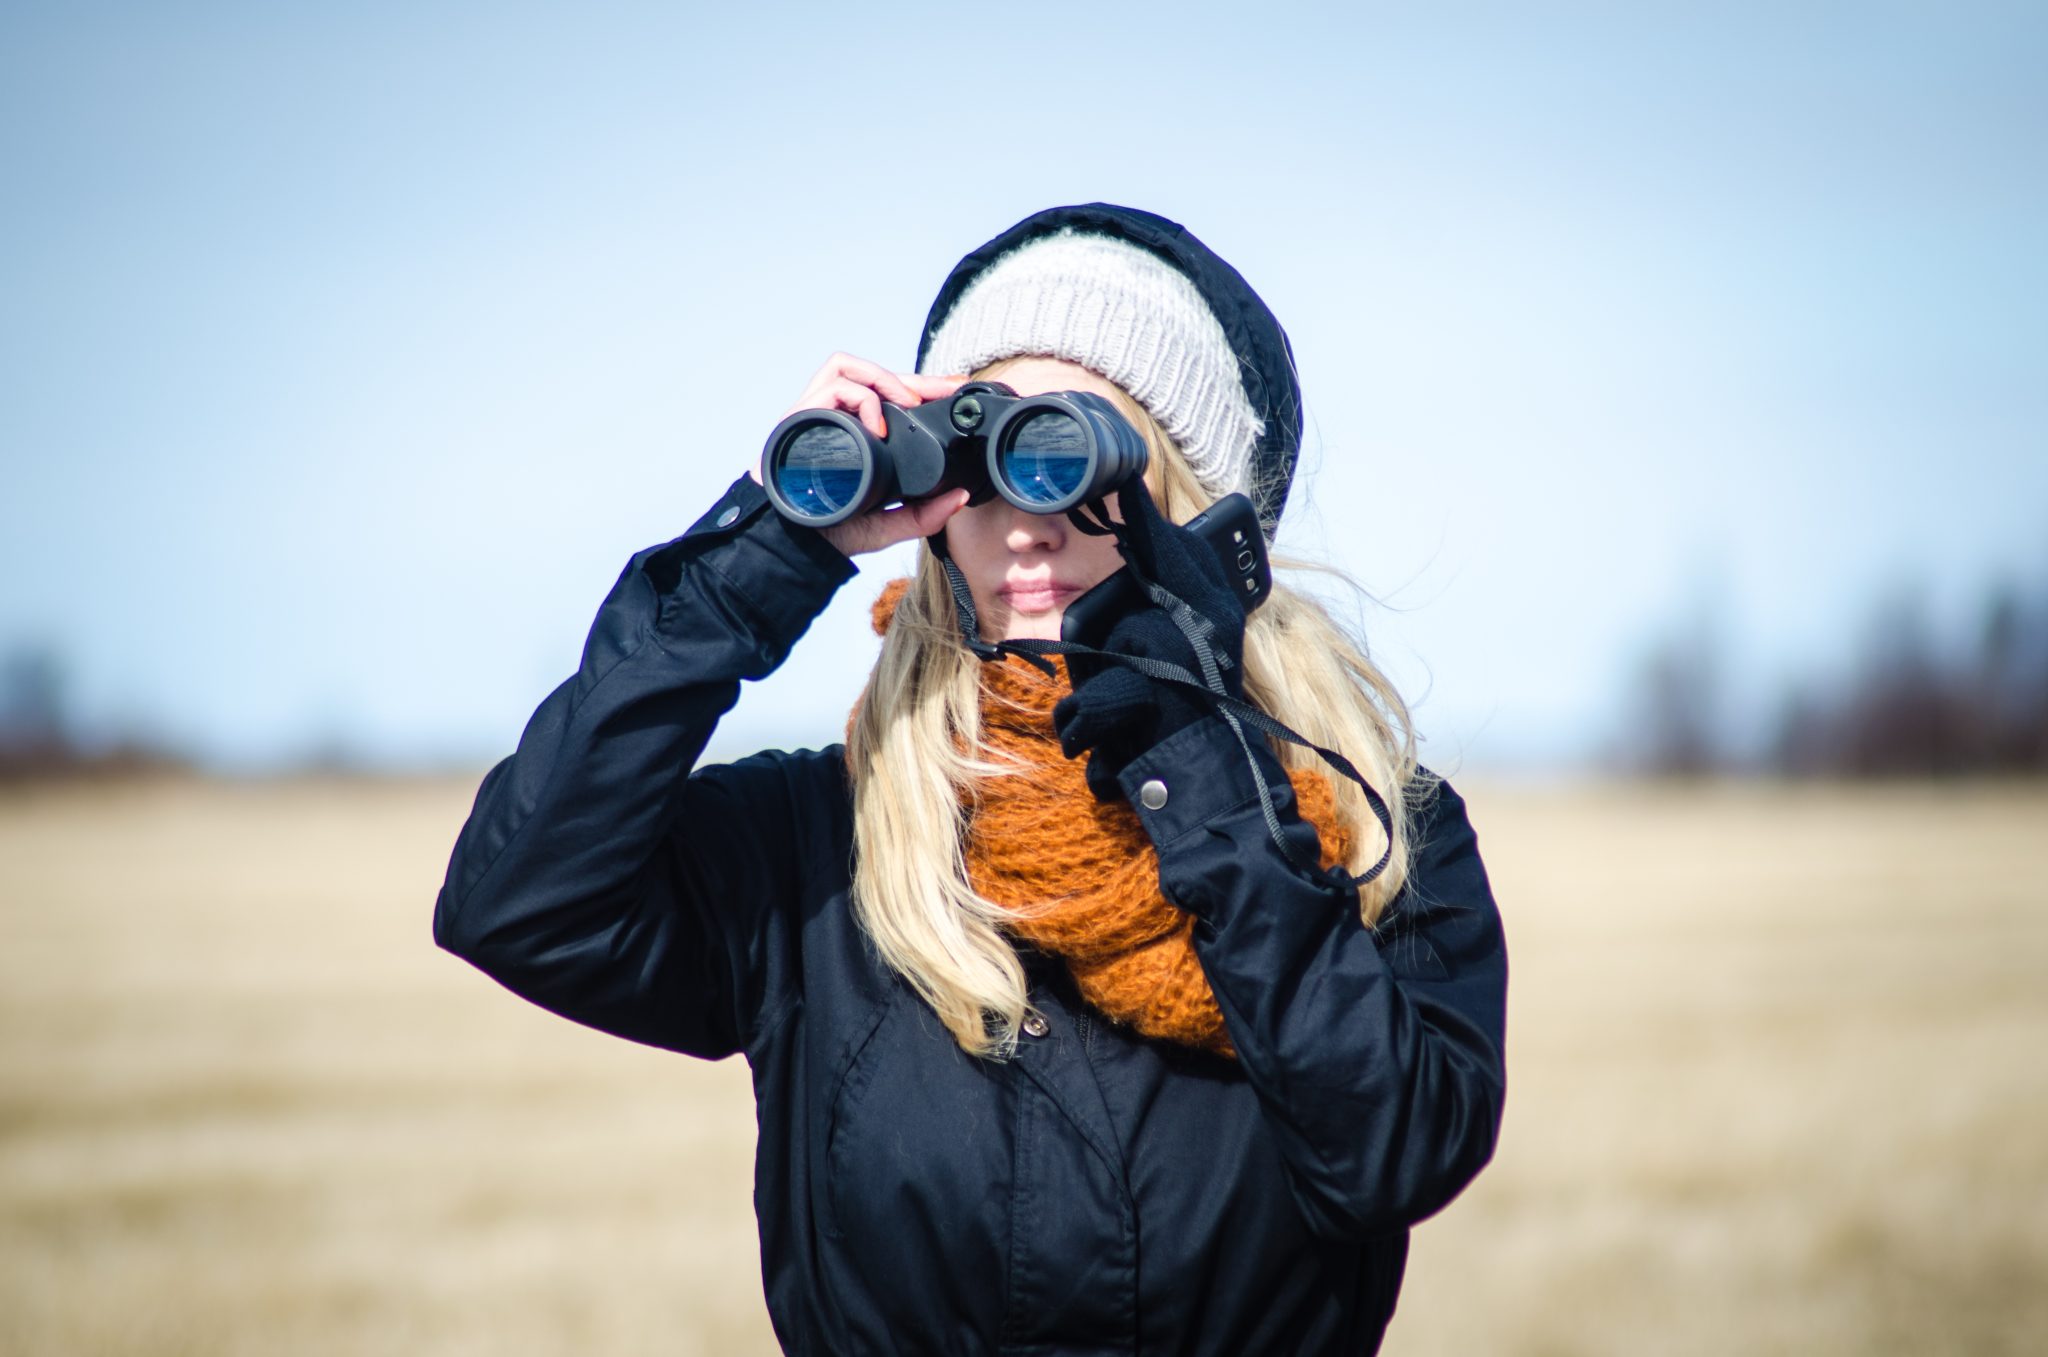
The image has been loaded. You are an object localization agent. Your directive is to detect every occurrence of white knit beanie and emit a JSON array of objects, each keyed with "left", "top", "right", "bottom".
[{"left": 917, "top": 229, "right": 1265, "bottom": 503}]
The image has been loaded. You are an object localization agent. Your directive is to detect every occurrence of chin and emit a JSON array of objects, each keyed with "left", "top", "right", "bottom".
[{"left": 997, "top": 609, "right": 1067, "bottom": 644}]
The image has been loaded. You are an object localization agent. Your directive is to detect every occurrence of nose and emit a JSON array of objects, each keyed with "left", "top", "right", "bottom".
[{"left": 1002, "top": 503, "right": 1068, "bottom": 553}]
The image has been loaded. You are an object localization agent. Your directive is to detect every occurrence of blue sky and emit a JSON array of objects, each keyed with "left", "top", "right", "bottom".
[{"left": 3, "top": 1, "right": 2043, "bottom": 774}]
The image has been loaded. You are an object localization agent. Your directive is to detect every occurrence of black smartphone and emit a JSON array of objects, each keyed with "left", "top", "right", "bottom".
[{"left": 1059, "top": 492, "right": 1271, "bottom": 649}]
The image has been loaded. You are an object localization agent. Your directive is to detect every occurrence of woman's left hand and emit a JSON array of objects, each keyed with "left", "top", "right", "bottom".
[{"left": 1052, "top": 481, "right": 1248, "bottom": 801}]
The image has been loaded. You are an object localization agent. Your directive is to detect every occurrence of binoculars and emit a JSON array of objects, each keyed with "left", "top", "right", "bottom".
[{"left": 759, "top": 381, "right": 1150, "bottom": 529}]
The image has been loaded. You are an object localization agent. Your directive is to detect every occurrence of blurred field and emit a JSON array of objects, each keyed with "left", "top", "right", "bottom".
[{"left": 2, "top": 775, "right": 2044, "bottom": 1356}]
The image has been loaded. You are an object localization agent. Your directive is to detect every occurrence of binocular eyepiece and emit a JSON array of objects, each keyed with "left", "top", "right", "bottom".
[{"left": 760, "top": 381, "right": 1150, "bottom": 529}]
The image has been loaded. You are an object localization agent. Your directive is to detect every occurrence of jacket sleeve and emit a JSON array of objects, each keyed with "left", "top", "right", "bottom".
[
  {"left": 431, "top": 474, "right": 857, "bottom": 1059},
  {"left": 1115, "top": 721, "right": 1509, "bottom": 1240}
]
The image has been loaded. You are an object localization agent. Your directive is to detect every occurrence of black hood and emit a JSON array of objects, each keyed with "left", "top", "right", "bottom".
[{"left": 915, "top": 203, "right": 1304, "bottom": 536}]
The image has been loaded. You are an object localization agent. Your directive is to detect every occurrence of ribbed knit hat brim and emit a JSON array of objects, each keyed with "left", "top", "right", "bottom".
[{"left": 919, "top": 229, "right": 1264, "bottom": 506}]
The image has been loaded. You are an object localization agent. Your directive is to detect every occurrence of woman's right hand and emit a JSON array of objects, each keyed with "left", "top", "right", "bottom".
[{"left": 750, "top": 353, "right": 974, "bottom": 558}]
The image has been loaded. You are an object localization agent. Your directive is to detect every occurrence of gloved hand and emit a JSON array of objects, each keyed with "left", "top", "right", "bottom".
[{"left": 1052, "top": 480, "right": 1249, "bottom": 802}]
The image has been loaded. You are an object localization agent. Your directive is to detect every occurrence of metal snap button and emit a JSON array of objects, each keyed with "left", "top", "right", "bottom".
[
  {"left": 1022, "top": 1013, "right": 1049, "bottom": 1038},
  {"left": 1138, "top": 778, "right": 1169, "bottom": 811},
  {"left": 715, "top": 506, "right": 740, "bottom": 528}
]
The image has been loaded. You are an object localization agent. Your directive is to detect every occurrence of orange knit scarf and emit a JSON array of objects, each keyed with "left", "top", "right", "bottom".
[{"left": 861, "top": 579, "right": 1353, "bottom": 1059}]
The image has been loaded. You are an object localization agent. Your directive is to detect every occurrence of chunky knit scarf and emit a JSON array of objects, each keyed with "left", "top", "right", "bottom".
[{"left": 862, "top": 579, "right": 1352, "bottom": 1059}]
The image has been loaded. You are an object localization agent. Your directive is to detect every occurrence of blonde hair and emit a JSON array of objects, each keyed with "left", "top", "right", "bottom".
[{"left": 845, "top": 357, "right": 1430, "bottom": 1058}]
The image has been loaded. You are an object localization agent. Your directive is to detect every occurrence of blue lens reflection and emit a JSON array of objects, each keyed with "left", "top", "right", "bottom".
[
  {"left": 775, "top": 424, "right": 867, "bottom": 518},
  {"left": 998, "top": 410, "right": 1091, "bottom": 508}
]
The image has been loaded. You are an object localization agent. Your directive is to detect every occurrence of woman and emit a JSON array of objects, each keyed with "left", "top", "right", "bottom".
[{"left": 434, "top": 203, "right": 1508, "bottom": 1355}]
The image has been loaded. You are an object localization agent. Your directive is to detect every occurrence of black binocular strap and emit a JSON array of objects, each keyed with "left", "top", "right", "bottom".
[
  {"left": 924, "top": 528, "right": 1004, "bottom": 663},
  {"left": 996, "top": 633, "right": 1393, "bottom": 889},
  {"left": 1064, "top": 502, "right": 1119, "bottom": 537}
]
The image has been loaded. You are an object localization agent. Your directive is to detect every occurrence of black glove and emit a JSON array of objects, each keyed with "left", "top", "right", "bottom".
[{"left": 1052, "top": 480, "right": 1249, "bottom": 802}]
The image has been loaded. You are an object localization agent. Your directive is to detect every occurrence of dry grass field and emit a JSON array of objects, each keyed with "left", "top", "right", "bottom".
[{"left": 2, "top": 774, "right": 2044, "bottom": 1355}]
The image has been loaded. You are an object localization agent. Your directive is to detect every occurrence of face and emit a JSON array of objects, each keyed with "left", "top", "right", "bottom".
[{"left": 942, "top": 357, "right": 1132, "bottom": 643}]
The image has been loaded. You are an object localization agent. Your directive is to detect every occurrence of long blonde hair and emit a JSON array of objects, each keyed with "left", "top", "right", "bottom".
[{"left": 845, "top": 357, "right": 1430, "bottom": 1057}]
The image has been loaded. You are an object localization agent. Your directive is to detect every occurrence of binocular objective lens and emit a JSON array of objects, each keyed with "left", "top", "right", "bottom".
[
  {"left": 774, "top": 424, "right": 868, "bottom": 519},
  {"left": 997, "top": 410, "right": 1092, "bottom": 509}
]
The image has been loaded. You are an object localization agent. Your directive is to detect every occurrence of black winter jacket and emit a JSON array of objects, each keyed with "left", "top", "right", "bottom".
[{"left": 433, "top": 475, "right": 1509, "bottom": 1356}]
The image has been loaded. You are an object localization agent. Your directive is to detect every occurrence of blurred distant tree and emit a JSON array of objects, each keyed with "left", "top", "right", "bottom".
[
  {"left": 1768, "top": 683, "right": 1832, "bottom": 778},
  {"left": 1974, "top": 581, "right": 2048, "bottom": 770},
  {"left": 1766, "top": 571, "right": 2048, "bottom": 778},
  {"left": 0, "top": 640, "right": 188, "bottom": 781},
  {"left": 1627, "top": 592, "right": 1727, "bottom": 777},
  {"left": 0, "top": 645, "right": 68, "bottom": 763},
  {"left": 1840, "top": 587, "right": 1972, "bottom": 776}
]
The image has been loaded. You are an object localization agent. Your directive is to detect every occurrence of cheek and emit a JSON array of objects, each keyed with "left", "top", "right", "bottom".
[
  {"left": 943, "top": 506, "right": 1005, "bottom": 575},
  {"left": 1076, "top": 533, "right": 1125, "bottom": 589}
]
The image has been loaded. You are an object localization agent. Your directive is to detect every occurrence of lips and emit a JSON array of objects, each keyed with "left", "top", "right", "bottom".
[{"left": 999, "top": 579, "right": 1085, "bottom": 615}]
